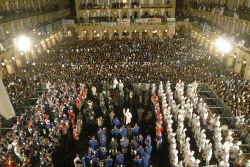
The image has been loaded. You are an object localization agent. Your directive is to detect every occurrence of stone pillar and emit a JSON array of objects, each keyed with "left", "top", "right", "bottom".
[
  {"left": 200, "top": 36, "right": 205, "bottom": 46},
  {"left": 36, "top": 45, "right": 42, "bottom": 54},
  {"left": 148, "top": 30, "right": 153, "bottom": 39},
  {"left": 225, "top": 54, "right": 234, "bottom": 67},
  {"left": 128, "top": 30, "right": 132, "bottom": 39},
  {"left": 139, "top": 30, "right": 142, "bottom": 39},
  {"left": 158, "top": 30, "right": 163, "bottom": 39},
  {"left": 25, "top": 53, "right": 32, "bottom": 64},
  {"left": 109, "top": 30, "right": 113, "bottom": 40},
  {"left": 15, "top": 55, "right": 24, "bottom": 68},
  {"left": 234, "top": 60, "right": 243, "bottom": 73},
  {"left": 51, "top": 37, "right": 56, "bottom": 45},
  {"left": 204, "top": 40, "right": 210, "bottom": 49},
  {"left": 5, "top": 60, "right": 16, "bottom": 75},
  {"left": 89, "top": 30, "right": 93, "bottom": 40},
  {"left": 46, "top": 39, "right": 52, "bottom": 48},
  {"left": 244, "top": 65, "right": 250, "bottom": 80},
  {"left": 119, "top": 31, "right": 123, "bottom": 39},
  {"left": 0, "top": 65, "right": 3, "bottom": 79},
  {"left": 41, "top": 42, "right": 47, "bottom": 51},
  {"left": 99, "top": 32, "right": 103, "bottom": 40},
  {"left": 79, "top": 31, "right": 84, "bottom": 40},
  {"left": 209, "top": 44, "right": 215, "bottom": 55},
  {"left": 31, "top": 50, "right": 37, "bottom": 60}
]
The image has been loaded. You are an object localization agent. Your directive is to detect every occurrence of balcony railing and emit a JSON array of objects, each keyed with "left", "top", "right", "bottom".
[
  {"left": 141, "top": 4, "right": 173, "bottom": 8},
  {"left": 190, "top": 3, "right": 250, "bottom": 21},
  {"left": 0, "top": 5, "right": 62, "bottom": 24},
  {"left": 79, "top": 3, "right": 174, "bottom": 10}
]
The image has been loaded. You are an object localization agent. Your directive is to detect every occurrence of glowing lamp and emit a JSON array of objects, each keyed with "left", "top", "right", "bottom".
[
  {"left": 16, "top": 35, "right": 32, "bottom": 52},
  {"left": 215, "top": 38, "right": 231, "bottom": 54}
]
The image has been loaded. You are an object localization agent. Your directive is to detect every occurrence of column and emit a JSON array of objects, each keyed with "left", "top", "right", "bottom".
[
  {"left": 109, "top": 30, "right": 113, "bottom": 40},
  {"left": 242, "top": 22, "right": 246, "bottom": 33},
  {"left": 158, "top": 30, "right": 163, "bottom": 39},
  {"left": 36, "top": 45, "right": 42, "bottom": 54},
  {"left": 234, "top": 59, "right": 243, "bottom": 73},
  {"left": 15, "top": 54, "right": 25, "bottom": 68},
  {"left": 31, "top": 50, "right": 37, "bottom": 60},
  {"left": 128, "top": 30, "right": 132, "bottom": 39},
  {"left": 5, "top": 60, "right": 16, "bottom": 75},
  {"left": 119, "top": 31, "right": 123, "bottom": 39},
  {"left": 139, "top": 30, "right": 142, "bottom": 39},
  {"left": 232, "top": 20, "right": 236, "bottom": 33},
  {"left": 204, "top": 39, "right": 210, "bottom": 49},
  {"left": 148, "top": 30, "right": 153, "bottom": 39},
  {"left": 225, "top": 54, "right": 235, "bottom": 67},
  {"left": 118, "top": 9, "right": 122, "bottom": 19},
  {"left": 51, "top": 37, "right": 56, "bottom": 45},
  {"left": 46, "top": 39, "right": 52, "bottom": 48},
  {"left": 209, "top": 44, "right": 215, "bottom": 55},
  {"left": 89, "top": 30, "right": 93, "bottom": 40},
  {"left": 244, "top": 65, "right": 250, "bottom": 80},
  {"left": 25, "top": 53, "right": 32, "bottom": 64},
  {"left": 41, "top": 41, "right": 47, "bottom": 51},
  {"left": 139, "top": 9, "right": 143, "bottom": 19},
  {"left": 0, "top": 66, "right": 3, "bottom": 79}
]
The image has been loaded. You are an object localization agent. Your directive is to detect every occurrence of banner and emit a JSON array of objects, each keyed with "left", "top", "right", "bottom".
[
  {"left": 100, "top": 22, "right": 117, "bottom": 27},
  {"left": 0, "top": 80, "right": 16, "bottom": 120},
  {"left": 148, "top": 18, "right": 161, "bottom": 23},
  {"left": 167, "top": 18, "right": 176, "bottom": 22},
  {"left": 53, "top": 20, "right": 61, "bottom": 29},
  {"left": 46, "top": 24, "right": 53, "bottom": 33},
  {"left": 117, "top": 18, "right": 131, "bottom": 26},
  {"left": 135, "top": 18, "right": 161, "bottom": 23},
  {"left": 62, "top": 19, "right": 75, "bottom": 26}
]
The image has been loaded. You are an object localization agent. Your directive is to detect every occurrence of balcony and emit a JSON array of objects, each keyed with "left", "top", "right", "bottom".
[
  {"left": 190, "top": 2, "right": 250, "bottom": 21},
  {"left": 0, "top": 5, "right": 62, "bottom": 24},
  {"left": 79, "top": 2, "right": 174, "bottom": 10},
  {"left": 140, "top": 3, "right": 173, "bottom": 8}
]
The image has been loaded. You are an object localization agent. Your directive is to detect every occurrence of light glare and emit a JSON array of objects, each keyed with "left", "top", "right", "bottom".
[
  {"left": 215, "top": 38, "right": 231, "bottom": 54},
  {"left": 16, "top": 35, "right": 32, "bottom": 52}
]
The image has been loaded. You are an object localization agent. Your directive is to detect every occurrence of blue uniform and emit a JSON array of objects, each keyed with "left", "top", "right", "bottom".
[
  {"left": 120, "top": 127, "right": 128, "bottom": 137},
  {"left": 142, "top": 154, "right": 150, "bottom": 167},
  {"left": 89, "top": 139, "right": 98, "bottom": 149},
  {"left": 133, "top": 158, "right": 142, "bottom": 167},
  {"left": 82, "top": 156, "right": 87, "bottom": 167},
  {"left": 87, "top": 148, "right": 93, "bottom": 159},
  {"left": 111, "top": 127, "right": 120, "bottom": 137},
  {"left": 145, "top": 146, "right": 152, "bottom": 157},
  {"left": 137, "top": 146, "right": 144, "bottom": 157},
  {"left": 92, "top": 157, "right": 99, "bottom": 167},
  {"left": 97, "top": 129, "right": 105, "bottom": 139},
  {"left": 132, "top": 125, "right": 140, "bottom": 135},
  {"left": 100, "top": 135, "right": 107, "bottom": 147},
  {"left": 105, "top": 158, "right": 113, "bottom": 167},
  {"left": 113, "top": 118, "right": 120, "bottom": 127},
  {"left": 116, "top": 153, "right": 124, "bottom": 165},
  {"left": 98, "top": 147, "right": 107, "bottom": 159},
  {"left": 138, "top": 134, "right": 144, "bottom": 145}
]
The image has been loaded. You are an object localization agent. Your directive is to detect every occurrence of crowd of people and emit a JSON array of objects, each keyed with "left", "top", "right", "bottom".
[
  {"left": 191, "top": 1, "right": 250, "bottom": 20},
  {"left": 0, "top": 35, "right": 249, "bottom": 166}
]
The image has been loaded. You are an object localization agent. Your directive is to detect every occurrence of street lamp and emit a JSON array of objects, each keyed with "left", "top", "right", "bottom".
[
  {"left": 15, "top": 35, "right": 32, "bottom": 52},
  {"left": 215, "top": 37, "right": 231, "bottom": 54}
]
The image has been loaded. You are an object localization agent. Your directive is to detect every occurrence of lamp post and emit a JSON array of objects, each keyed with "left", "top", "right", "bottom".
[{"left": 215, "top": 37, "right": 232, "bottom": 63}]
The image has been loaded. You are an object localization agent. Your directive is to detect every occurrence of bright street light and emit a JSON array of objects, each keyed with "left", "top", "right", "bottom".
[
  {"left": 215, "top": 38, "right": 231, "bottom": 54},
  {"left": 15, "top": 35, "right": 32, "bottom": 52}
]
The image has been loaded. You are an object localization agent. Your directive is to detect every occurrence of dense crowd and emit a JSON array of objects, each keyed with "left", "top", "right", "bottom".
[
  {"left": 0, "top": 36, "right": 249, "bottom": 166},
  {"left": 191, "top": 1, "right": 250, "bottom": 20}
]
